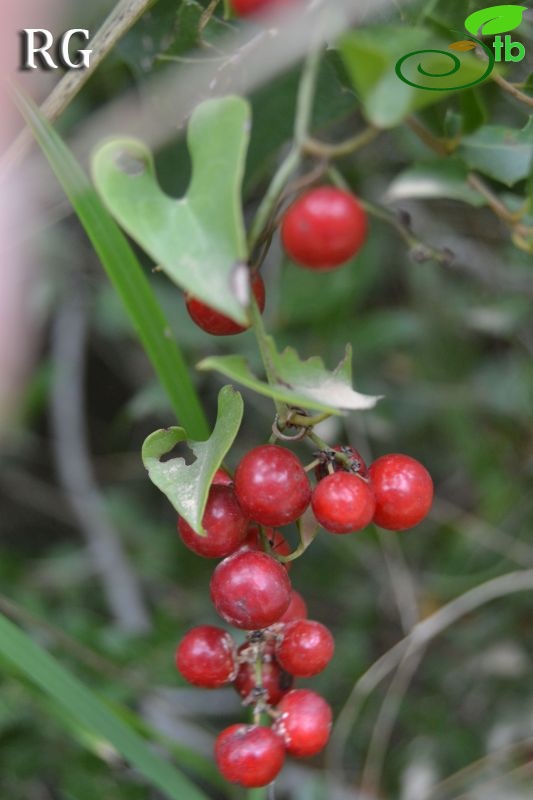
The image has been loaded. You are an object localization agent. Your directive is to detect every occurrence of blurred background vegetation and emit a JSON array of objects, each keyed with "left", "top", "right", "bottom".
[{"left": 1, "top": 0, "right": 532, "bottom": 798}]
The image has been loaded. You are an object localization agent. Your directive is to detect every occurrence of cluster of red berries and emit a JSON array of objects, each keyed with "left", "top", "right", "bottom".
[
  {"left": 184, "top": 186, "right": 368, "bottom": 336},
  {"left": 176, "top": 599, "right": 333, "bottom": 787},
  {"left": 174, "top": 444, "right": 432, "bottom": 786}
]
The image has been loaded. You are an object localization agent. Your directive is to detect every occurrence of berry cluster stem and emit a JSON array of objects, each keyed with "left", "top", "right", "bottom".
[{"left": 249, "top": 298, "right": 286, "bottom": 417}]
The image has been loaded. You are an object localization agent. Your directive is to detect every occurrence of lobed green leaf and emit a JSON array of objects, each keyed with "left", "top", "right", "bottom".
[
  {"left": 92, "top": 96, "right": 251, "bottom": 324},
  {"left": 198, "top": 343, "right": 382, "bottom": 415},
  {"left": 142, "top": 385, "right": 243, "bottom": 533}
]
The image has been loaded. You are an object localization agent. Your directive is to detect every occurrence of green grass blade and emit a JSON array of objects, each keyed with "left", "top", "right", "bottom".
[
  {"left": 15, "top": 90, "right": 209, "bottom": 440},
  {"left": 0, "top": 612, "right": 209, "bottom": 800}
]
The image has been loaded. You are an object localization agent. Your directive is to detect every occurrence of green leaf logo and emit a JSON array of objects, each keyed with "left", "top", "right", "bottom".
[{"left": 464, "top": 5, "right": 527, "bottom": 36}]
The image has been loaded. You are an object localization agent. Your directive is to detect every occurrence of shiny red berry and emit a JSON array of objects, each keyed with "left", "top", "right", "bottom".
[
  {"left": 235, "top": 445, "right": 311, "bottom": 527},
  {"left": 185, "top": 274, "right": 265, "bottom": 336},
  {"left": 210, "top": 550, "right": 291, "bottom": 629},
  {"left": 215, "top": 724, "right": 285, "bottom": 787},
  {"left": 241, "top": 523, "right": 292, "bottom": 570},
  {"left": 311, "top": 472, "right": 375, "bottom": 534},
  {"left": 234, "top": 645, "right": 293, "bottom": 706},
  {"left": 276, "top": 620, "right": 334, "bottom": 677},
  {"left": 213, "top": 468, "right": 233, "bottom": 486},
  {"left": 230, "top": 0, "right": 288, "bottom": 15},
  {"left": 278, "top": 590, "right": 308, "bottom": 623},
  {"left": 273, "top": 689, "right": 332, "bottom": 758},
  {"left": 369, "top": 453, "right": 433, "bottom": 531},
  {"left": 281, "top": 187, "right": 368, "bottom": 270},
  {"left": 314, "top": 445, "right": 368, "bottom": 481},
  {"left": 175, "top": 626, "right": 236, "bottom": 688},
  {"left": 178, "top": 485, "right": 248, "bottom": 558}
]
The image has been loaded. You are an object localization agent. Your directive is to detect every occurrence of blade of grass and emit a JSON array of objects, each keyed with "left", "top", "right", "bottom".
[
  {"left": 0, "top": 612, "right": 209, "bottom": 800},
  {"left": 14, "top": 90, "right": 209, "bottom": 440}
]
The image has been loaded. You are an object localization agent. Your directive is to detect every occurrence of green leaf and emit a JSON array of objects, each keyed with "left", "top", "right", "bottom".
[
  {"left": 15, "top": 90, "right": 209, "bottom": 441},
  {"left": 198, "top": 344, "right": 382, "bottom": 416},
  {"left": 464, "top": 5, "right": 527, "bottom": 36},
  {"left": 339, "top": 26, "right": 491, "bottom": 129},
  {"left": 142, "top": 385, "right": 243, "bottom": 533},
  {"left": 458, "top": 88, "right": 487, "bottom": 135},
  {"left": 116, "top": 0, "right": 180, "bottom": 76},
  {"left": 92, "top": 96, "right": 251, "bottom": 325},
  {"left": 0, "top": 613, "right": 208, "bottom": 800},
  {"left": 386, "top": 159, "right": 486, "bottom": 206},
  {"left": 459, "top": 120, "right": 533, "bottom": 187}
]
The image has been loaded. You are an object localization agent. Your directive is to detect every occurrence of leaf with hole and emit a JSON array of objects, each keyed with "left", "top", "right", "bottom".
[
  {"left": 198, "top": 343, "right": 382, "bottom": 415},
  {"left": 92, "top": 96, "right": 251, "bottom": 325},
  {"left": 142, "top": 385, "right": 243, "bottom": 534}
]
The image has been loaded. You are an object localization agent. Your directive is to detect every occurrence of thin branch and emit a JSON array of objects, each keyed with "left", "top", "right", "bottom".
[
  {"left": 449, "top": 761, "right": 533, "bottom": 800},
  {"left": 406, "top": 118, "right": 533, "bottom": 253},
  {"left": 359, "top": 644, "right": 424, "bottom": 797},
  {"left": 50, "top": 273, "right": 151, "bottom": 634},
  {"left": 249, "top": 43, "right": 324, "bottom": 252},
  {"left": 429, "top": 735, "right": 533, "bottom": 797},
  {"left": 406, "top": 116, "right": 453, "bottom": 156},
  {"left": 327, "top": 568, "right": 533, "bottom": 778},
  {"left": 329, "top": 167, "right": 533, "bottom": 297},
  {"left": 378, "top": 530, "right": 420, "bottom": 635},
  {"left": 199, "top": 0, "right": 222, "bottom": 34},
  {"left": 431, "top": 497, "right": 533, "bottom": 569},
  {"left": 491, "top": 70, "right": 533, "bottom": 108},
  {"left": 467, "top": 172, "right": 522, "bottom": 226},
  {"left": 303, "top": 126, "right": 380, "bottom": 159}
]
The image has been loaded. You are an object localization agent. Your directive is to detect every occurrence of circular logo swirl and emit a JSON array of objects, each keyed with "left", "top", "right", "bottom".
[{"left": 395, "top": 32, "right": 495, "bottom": 91}]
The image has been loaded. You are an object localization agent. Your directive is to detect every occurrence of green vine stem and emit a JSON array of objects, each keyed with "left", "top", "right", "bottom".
[
  {"left": 303, "top": 125, "right": 380, "bottom": 159},
  {"left": 249, "top": 298, "right": 286, "bottom": 418},
  {"left": 248, "top": 46, "right": 323, "bottom": 252}
]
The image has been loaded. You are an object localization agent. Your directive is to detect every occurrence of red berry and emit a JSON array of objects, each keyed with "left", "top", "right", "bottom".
[
  {"left": 273, "top": 689, "right": 332, "bottom": 757},
  {"left": 213, "top": 468, "right": 233, "bottom": 486},
  {"left": 235, "top": 445, "right": 311, "bottom": 527},
  {"left": 230, "top": 0, "right": 288, "bottom": 16},
  {"left": 369, "top": 453, "right": 433, "bottom": 531},
  {"left": 276, "top": 620, "right": 334, "bottom": 677},
  {"left": 215, "top": 724, "right": 285, "bottom": 787},
  {"left": 185, "top": 274, "right": 265, "bottom": 336},
  {"left": 241, "top": 523, "right": 292, "bottom": 570},
  {"left": 178, "top": 485, "right": 248, "bottom": 558},
  {"left": 278, "top": 590, "right": 308, "bottom": 623},
  {"left": 175, "top": 626, "right": 236, "bottom": 688},
  {"left": 314, "top": 445, "right": 368, "bottom": 481},
  {"left": 281, "top": 187, "right": 368, "bottom": 270},
  {"left": 210, "top": 550, "right": 291, "bottom": 629},
  {"left": 234, "top": 644, "right": 293, "bottom": 706},
  {"left": 311, "top": 472, "right": 375, "bottom": 534}
]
